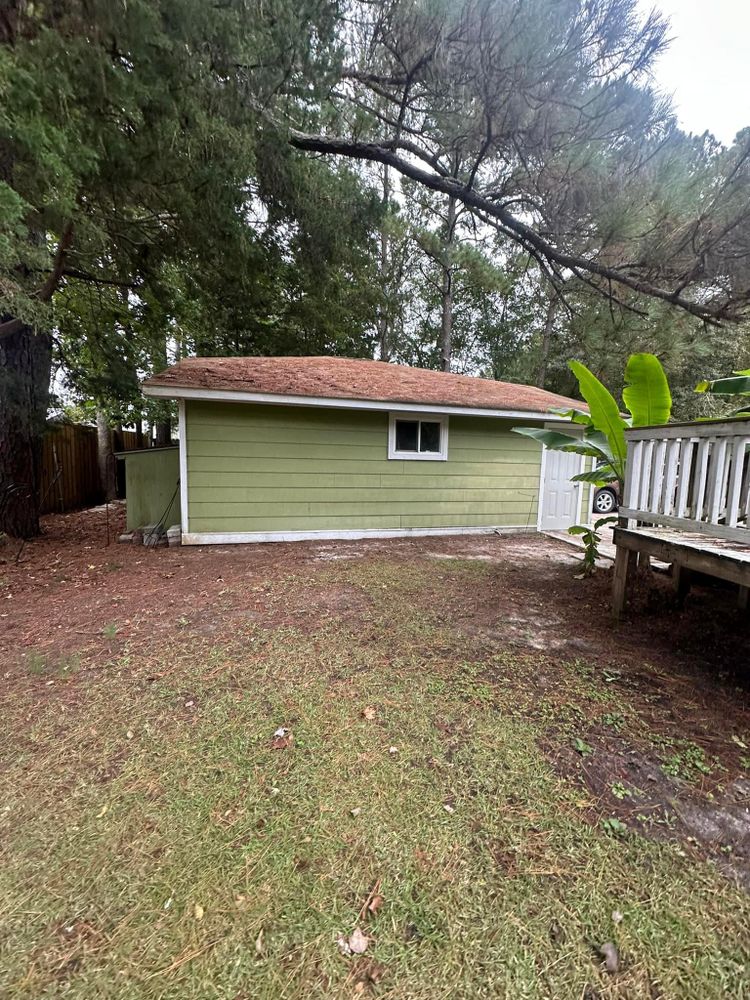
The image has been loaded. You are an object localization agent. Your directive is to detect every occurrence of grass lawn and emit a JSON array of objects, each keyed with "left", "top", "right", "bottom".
[{"left": 2, "top": 536, "right": 749, "bottom": 998}]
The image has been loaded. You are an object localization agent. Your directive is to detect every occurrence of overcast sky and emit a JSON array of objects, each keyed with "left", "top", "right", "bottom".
[{"left": 642, "top": 0, "right": 749, "bottom": 145}]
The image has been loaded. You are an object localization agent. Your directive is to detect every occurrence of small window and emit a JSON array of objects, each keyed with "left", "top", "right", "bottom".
[{"left": 388, "top": 414, "right": 448, "bottom": 461}]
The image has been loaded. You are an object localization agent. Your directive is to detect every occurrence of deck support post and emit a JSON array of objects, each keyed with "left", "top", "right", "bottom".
[
  {"left": 738, "top": 586, "right": 749, "bottom": 612},
  {"left": 672, "top": 563, "right": 692, "bottom": 606},
  {"left": 612, "top": 546, "right": 637, "bottom": 620}
]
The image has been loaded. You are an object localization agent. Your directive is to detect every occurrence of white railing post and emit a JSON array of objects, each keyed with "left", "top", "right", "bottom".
[
  {"left": 674, "top": 438, "right": 695, "bottom": 519},
  {"left": 624, "top": 439, "right": 638, "bottom": 505},
  {"left": 707, "top": 438, "right": 728, "bottom": 524},
  {"left": 662, "top": 439, "right": 681, "bottom": 515}
]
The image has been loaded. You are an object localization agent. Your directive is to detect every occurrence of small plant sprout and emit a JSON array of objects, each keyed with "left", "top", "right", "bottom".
[
  {"left": 611, "top": 782, "right": 631, "bottom": 800},
  {"left": 601, "top": 817, "right": 628, "bottom": 837},
  {"left": 602, "top": 712, "right": 624, "bottom": 731},
  {"left": 568, "top": 516, "right": 618, "bottom": 577},
  {"left": 661, "top": 743, "right": 713, "bottom": 781}
]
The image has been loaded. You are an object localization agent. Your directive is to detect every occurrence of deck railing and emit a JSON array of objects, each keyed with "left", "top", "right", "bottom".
[{"left": 620, "top": 418, "right": 750, "bottom": 544}]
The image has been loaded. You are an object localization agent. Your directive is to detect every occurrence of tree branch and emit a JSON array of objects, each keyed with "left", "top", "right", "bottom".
[
  {"left": 61, "top": 268, "right": 137, "bottom": 289},
  {"left": 38, "top": 222, "right": 74, "bottom": 301},
  {"left": 289, "top": 130, "right": 737, "bottom": 324},
  {"left": 0, "top": 222, "right": 74, "bottom": 339}
]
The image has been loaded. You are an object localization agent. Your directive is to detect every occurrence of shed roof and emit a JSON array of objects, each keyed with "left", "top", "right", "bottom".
[{"left": 143, "top": 356, "right": 584, "bottom": 417}]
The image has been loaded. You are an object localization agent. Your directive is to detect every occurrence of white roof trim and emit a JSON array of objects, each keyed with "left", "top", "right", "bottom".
[{"left": 142, "top": 383, "right": 569, "bottom": 422}]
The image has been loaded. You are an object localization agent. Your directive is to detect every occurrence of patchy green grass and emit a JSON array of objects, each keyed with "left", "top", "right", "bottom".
[
  {"left": 21, "top": 650, "right": 82, "bottom": 678},
  {"left": 1, "top": 558, "right": 748, "bottom": 999}
]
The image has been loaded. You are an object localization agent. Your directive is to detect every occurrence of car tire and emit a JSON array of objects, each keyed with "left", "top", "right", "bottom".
[{"left": 593, "top": 487, "right": 617, "bottom": 515}]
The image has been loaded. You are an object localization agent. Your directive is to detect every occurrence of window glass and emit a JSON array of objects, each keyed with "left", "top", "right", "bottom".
[
  {"left": 395, "top": 419, "right": 419, "bottom": 452},
  {"left": 419, "top": 421, "right": 441, "bottom": 453}
]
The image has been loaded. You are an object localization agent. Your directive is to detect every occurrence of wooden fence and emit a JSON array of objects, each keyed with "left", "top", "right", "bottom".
[{"left": 39, "top": 423, "right": 140, "bottom": 514}]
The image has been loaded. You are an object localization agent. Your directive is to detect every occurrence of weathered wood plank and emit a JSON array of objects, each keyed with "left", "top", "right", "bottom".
[
  {"left": 626, "top": 418, "right": 750, "bottom": 441},
  {"left": 662, "top": 439, "right": 680, "bottom": 515},
  {"left": 672, "top": 563, "right": 692, "bottom": 605},
  {"left": 613, "top": 526, "right": 750, "bottom": 587},
  {"left": 624, "top": 439, "right": 642, "bottom": 510},
  {"left": 726, "top": 440, "right": 749, "bottom": 528},
  {"left": 612, "top": 545, "right": 638, "bottom": 619},
  {"left": 692, "top": 438, "right": 711, "bottom": 520},
  {"left": 649, "top": 439, "right": 667, "bottom": 511},
  {"left": 674, "top": 438, "right": 695, "bottom": 519},
  {"left": 618, "top": 507, "right": 750, "bottom": 545},
  {"left": 638, "top": 440, "right": 655, "bottom": 510},
  {"left": 707, "top": 438, "right": 728, "bottom": 523}
]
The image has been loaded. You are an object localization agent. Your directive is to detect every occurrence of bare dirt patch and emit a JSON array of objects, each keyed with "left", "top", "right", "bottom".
[{"left": 3, "top": 512, "right": 748, "bottom": 684}]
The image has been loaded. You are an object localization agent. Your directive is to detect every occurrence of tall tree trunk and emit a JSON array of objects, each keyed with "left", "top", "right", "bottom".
[
  {"left": 0, "top": 326, "right": 52, "bottom": 537},
  {"left": 377, "top": 165, "right": 392, "bottom": 361},
  {"left": 439, "top": 194, "right": 456, "bottom": 373},
  {"left": 154, "top": 419, "right": 171, "bottom": 447},
  {"left": 535, "top": 291, "right": 558, "bottom": 388},
  {"left": 96, "top": 409, "right": 116, "bottom": 501},
  {"left": 135, "top": 419, "right": 144, "bottom": 449},
  {"left": 439, "top": 264, "right": 453, "bottom": 373},
  {"left": 151, "top": 336, "right": 172, "bottom": 446}
]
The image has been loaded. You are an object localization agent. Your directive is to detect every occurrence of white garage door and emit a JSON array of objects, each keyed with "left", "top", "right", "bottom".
[{"left": 539, "top": 447, "right": 583, "bottom": 531}]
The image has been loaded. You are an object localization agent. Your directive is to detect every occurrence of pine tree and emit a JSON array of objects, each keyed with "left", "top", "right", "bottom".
[{"left": 0, "top": 0, "right": 345, "bottom": 535}]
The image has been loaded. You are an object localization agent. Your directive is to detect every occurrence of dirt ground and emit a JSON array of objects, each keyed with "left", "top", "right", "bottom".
[
  {"left": 2, "top": 502, "right": 748, "bottom": 675},
  {"left": 2, "top": 504, "right": 749, "bottom": 890}
]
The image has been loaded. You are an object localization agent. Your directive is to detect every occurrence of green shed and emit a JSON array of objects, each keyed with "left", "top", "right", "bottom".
[{"left": 142, "top": 357, "right": 589, "bottom": 545}]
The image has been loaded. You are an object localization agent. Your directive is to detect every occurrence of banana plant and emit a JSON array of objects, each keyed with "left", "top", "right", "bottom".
[
  {"left": 695, "top": 370, "right": 750, "bottom": 416},
  {"left": 513, "top": 353, "right": 672, "bottom": 488}
]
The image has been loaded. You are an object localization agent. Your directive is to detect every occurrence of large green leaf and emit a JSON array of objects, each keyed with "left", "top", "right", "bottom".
[
  {"left": 568, "top": 361, "right": 627, "bottom": 480},
  {"left": 622, "top": 353, "right": 671, "bottom": 427},
  {"left": 695, "top": 374, "right": 750, "bottom": 396},
  {"left": 582, "top": 429, "right": 615, "bottom": 461},
  {"left": 548, "top": 406, "right": 592, "bottom": 426},
  {"left": 571, "top": 467, "right": 618, "bottom": 485},
  {"left": 512, "top": 427, "right": 611, "bottom": 463},
  {"left": 511, "top": 427, "right": 585, "bottom": 451}
]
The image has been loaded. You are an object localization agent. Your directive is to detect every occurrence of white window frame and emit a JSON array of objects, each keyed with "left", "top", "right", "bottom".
[{"left": 388, "top": 412, "right": 449, "bottom": 461}]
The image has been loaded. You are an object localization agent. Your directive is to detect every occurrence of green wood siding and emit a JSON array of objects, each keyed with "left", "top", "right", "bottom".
[
  {"left": 185, "top": 402, "right": 543, "bottom": 535},
  {"left": 122, "top": 448, "right": 180, "bottom": 530}
]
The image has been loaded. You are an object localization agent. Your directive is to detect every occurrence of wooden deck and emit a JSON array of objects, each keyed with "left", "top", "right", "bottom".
[
  {"left": 612, "top": 418, "right": 750, "bottom": 617},
  {"left": 613, "top": 525, "right": 750, "bottom": 613}
]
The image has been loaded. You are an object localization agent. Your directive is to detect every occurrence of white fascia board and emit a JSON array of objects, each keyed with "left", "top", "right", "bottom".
[
  {"left": 181, "top": 524, "right": 535, "bottom": 546},
  {"left": 536, "top": 444, "right": 548, "bottom": 533},
  {"left": 177, "top": 399, "right": 188, "bottom": 533},
  {"left": 143, "top": 384, "right": 568, "bottom": 422}
]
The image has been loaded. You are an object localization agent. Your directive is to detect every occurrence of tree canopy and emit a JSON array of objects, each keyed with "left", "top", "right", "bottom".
[
  {"left": 290, "top": 0, "right": 750, "bottom": 325},
  {"left": 1, "top": 0, "right": 749, "bottom": 535}
]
